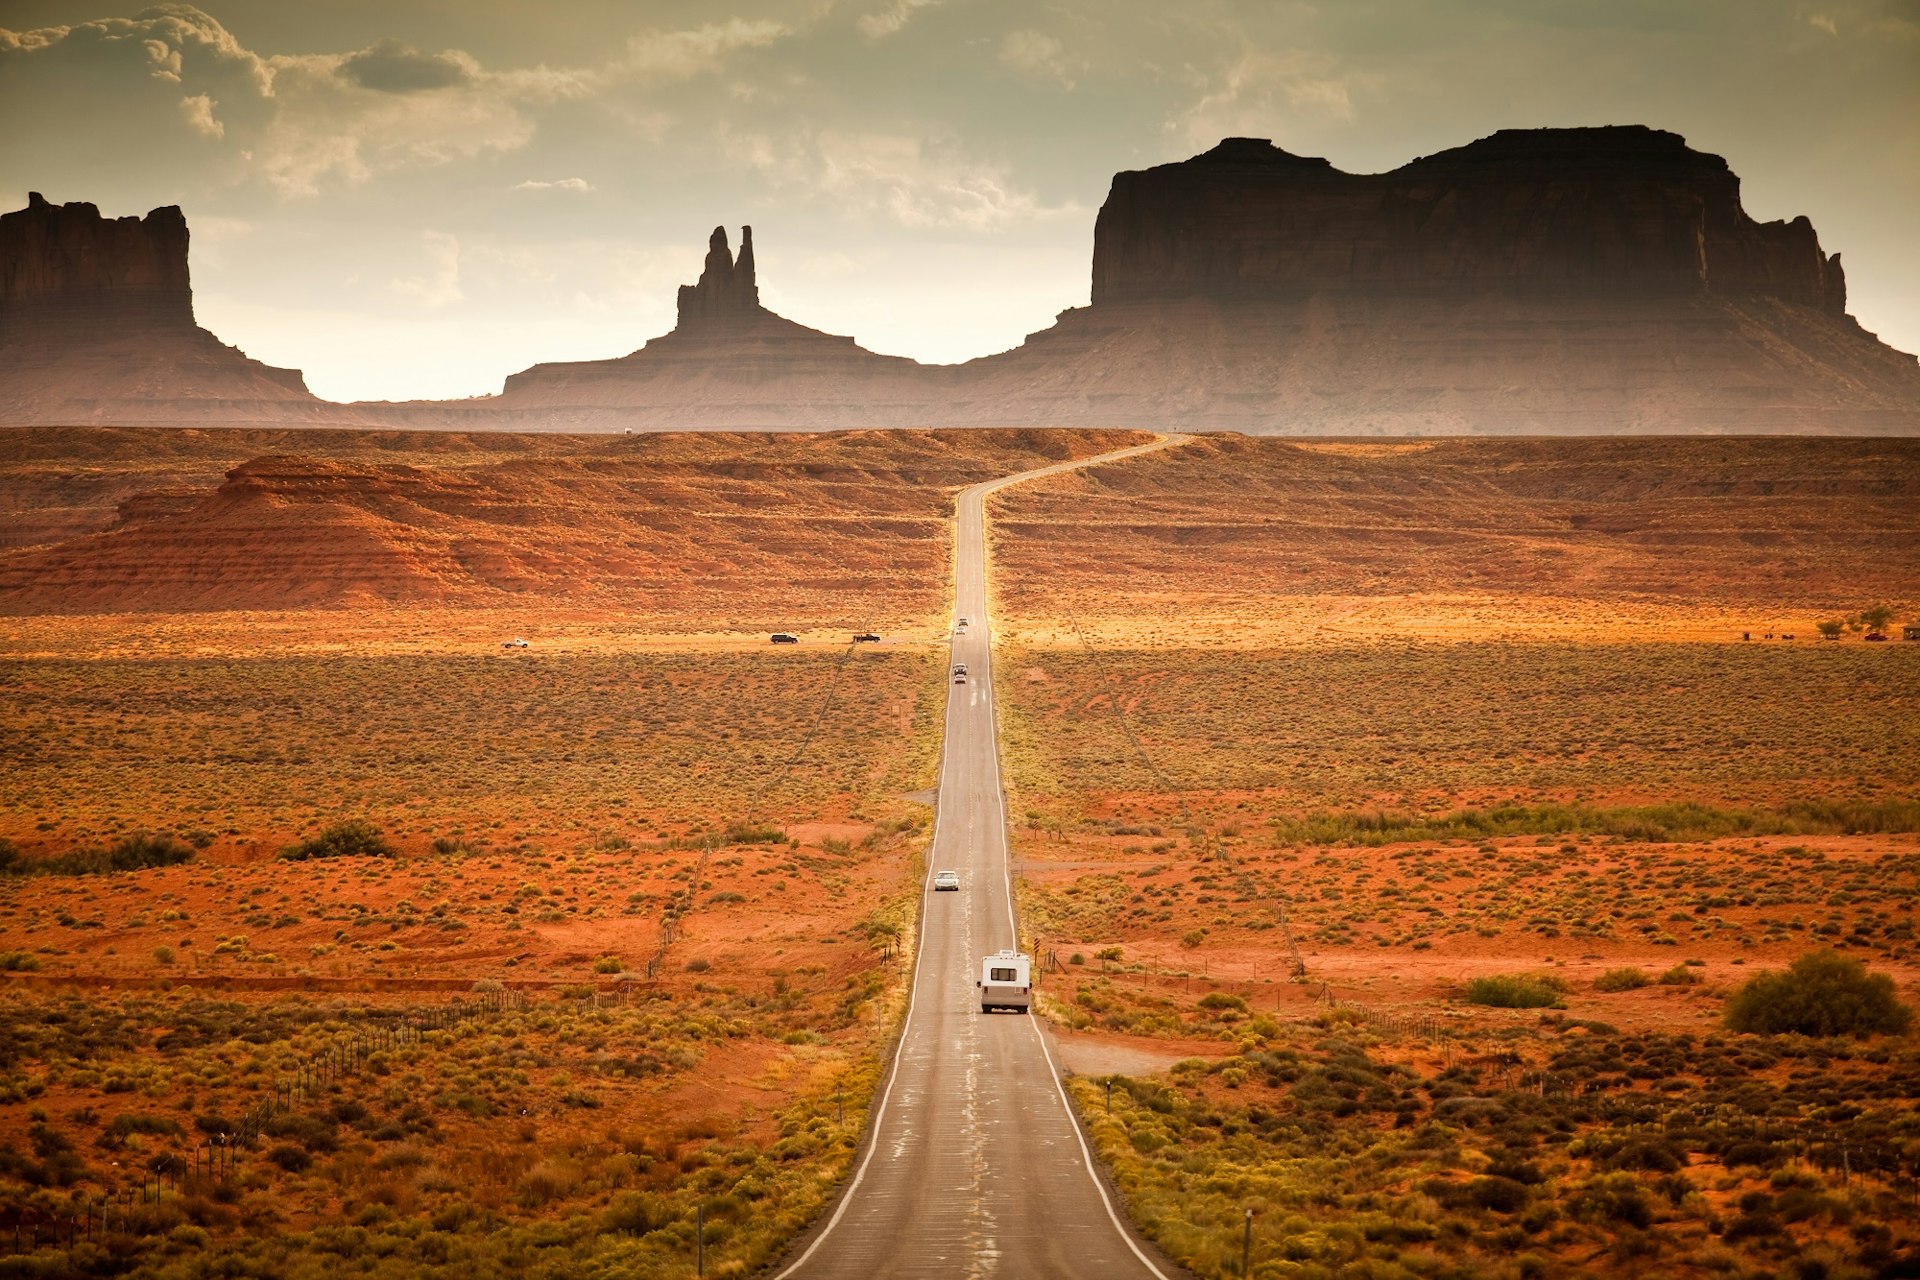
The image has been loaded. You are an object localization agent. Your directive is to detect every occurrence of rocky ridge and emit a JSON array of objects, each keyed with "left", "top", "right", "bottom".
[{"left": 3, "top": 127, "right": 1917, "bottom": 434}]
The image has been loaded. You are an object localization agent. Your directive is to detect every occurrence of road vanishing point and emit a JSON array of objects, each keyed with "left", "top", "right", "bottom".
[{"left": 774, "top": 435, "right": 1190, "bottom": 1280}]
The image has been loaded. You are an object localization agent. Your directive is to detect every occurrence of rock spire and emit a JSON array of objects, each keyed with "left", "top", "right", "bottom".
[{"left": 675, "top": 225, "right": 761, "bottom": 328}]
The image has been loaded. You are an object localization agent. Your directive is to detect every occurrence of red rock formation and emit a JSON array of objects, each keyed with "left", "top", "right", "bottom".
[
  {"left": 0, "top": 194, "right": 319, "bottom": 423},
  {"left": 0, "top": 193, "right": 196, "bottom": 343},
  {"left": 675, "top": 225, "right": 761, "bottom": 326},
  {"left": 489, "top": 225, "right": 930, "bottom": 429},
  {"left": 1092, "top": 129, "right": 1846, "bottom": 311}
]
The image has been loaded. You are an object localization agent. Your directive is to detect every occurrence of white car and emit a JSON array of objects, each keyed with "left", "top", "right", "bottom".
[{"left": 933, "top": 870, "right": 960, "bottom": 892}]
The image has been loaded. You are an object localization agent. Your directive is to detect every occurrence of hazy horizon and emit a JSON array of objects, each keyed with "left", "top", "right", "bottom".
[{"left": 4, "top": 0, "right": 1917, "bottom": 402}]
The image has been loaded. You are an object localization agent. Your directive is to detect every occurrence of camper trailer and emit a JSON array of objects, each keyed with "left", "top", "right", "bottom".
[{"left": 977, "top": 949, "right": 1032, "bottom": 1014}]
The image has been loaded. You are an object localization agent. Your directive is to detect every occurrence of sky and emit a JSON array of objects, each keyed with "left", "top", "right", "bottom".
[{"left": 2, "top": 1, "right": 1916, "bottom": 403}]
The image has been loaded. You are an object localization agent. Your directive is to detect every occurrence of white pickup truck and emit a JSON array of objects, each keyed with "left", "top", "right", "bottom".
[{"left": 976, "top": 949, "right": 1032, "bottom": 1014}]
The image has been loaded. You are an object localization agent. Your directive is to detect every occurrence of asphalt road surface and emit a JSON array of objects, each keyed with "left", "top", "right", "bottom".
[{"left": 774, "top": 436, "right": 1188, "bottom": 1280}]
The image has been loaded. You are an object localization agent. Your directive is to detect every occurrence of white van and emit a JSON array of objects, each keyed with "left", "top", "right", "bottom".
[{"left": 977, "top": 949, "right": 1032, "bottom": 1014}]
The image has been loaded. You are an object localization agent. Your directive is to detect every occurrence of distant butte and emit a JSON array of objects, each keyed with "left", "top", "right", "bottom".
[
  {"left": 489, "top": 225, "right": 925, "bottom": 429},
  {"left": 4, "top": 126, "right": 1918, "bottom": 434},
  {"left": 0, "top": 193, "right": 319, "bottom": 425}
]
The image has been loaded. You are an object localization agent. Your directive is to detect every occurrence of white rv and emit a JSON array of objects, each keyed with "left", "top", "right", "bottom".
[{"left": 977, "top": 949, "right": 1032, "bottom": 1014}]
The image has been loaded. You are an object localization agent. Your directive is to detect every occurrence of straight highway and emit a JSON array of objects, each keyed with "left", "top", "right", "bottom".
[{"left": 774, "top": 435, "right": 1188, "bottom": 1280}]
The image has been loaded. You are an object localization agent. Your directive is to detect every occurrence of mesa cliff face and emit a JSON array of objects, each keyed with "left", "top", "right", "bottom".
[
  {"left": 949, "top": 126, "right": 1913, "bottom": 434},
  {"left": 1091, "top": 129, "right": 1846, "bottom": 311},
  {"left": 0, "top": 193, "right": 197, "bottom": 343},
  {"left": 0, "top": 194, "right": 318, "bottom": 424}
]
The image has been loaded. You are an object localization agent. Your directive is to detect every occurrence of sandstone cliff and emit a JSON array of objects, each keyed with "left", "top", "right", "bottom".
[
  {"left": 0, "top": 194, "right": 319, "bottom": 424},
  {"left": 1091, "top": 129, "right": 1847, "bottom": 310}
]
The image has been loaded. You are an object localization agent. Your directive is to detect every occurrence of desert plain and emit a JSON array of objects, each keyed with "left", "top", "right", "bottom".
[{"left": 0, "top": 426, "right": 1917, "bottom": 1279}]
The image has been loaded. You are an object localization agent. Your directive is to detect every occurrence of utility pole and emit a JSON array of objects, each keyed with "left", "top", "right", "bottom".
[{"left": 1242, "top": 1207, "right": 1253, "bottom": 1277}]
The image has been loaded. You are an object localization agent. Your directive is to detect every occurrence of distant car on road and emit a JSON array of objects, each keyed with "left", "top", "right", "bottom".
[
  {"left": 953, "top": 671, "right": 967, "bottom": 684},
  {"left": 770, "top": 633, "right": 800, "bottom": 644},
  {"left": 853, "top": 632, "right": 880, "bottom": 643},
  {"left": 957, "top": 617, "right": 969, "bottom": 627},
  {"left": 933, "top": 870, "right": 960, "bottom": 892},
  {"left": 501, "top": 638, "right": 529, "bottom": 649}
]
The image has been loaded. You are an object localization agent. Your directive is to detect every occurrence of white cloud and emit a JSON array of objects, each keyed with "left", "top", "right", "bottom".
[
  {"left": 1171, "top": 50, "right": 1372, "bottom": 147},
  {"left": 735, "top": 128, "right": 1084, "bottom": 232},
  {"left": 622, "top": 18, "right": 787, "bottom": 77},
  {"left": 857, "top": 0, "right": 940, "bottom": 39},
  {"left": 999, "top": 29, "right": 1087, "bottom": 88},
  {"left": 390, "top": 230, "right": 463, "bottom": 308},
  {"left": 0, "top": 6, "right": 791, "bottom": 199},
  {"left": 514, "top": 177, "right": 595, "bottom": 192},
  {"left": 179, "top": 92, "right": 223, "bottom": 138}
]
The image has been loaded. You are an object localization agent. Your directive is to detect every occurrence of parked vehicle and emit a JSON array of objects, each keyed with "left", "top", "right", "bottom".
[
  {"left": 977, "top": 949, "right": 1032, "bottom": 1013},
  {"left": 933, "top": 870, "right": 960, "bottom": 892},
  {"left": 501, "top": 638, "right": 529, "bottom": 649},
  {"left": 853, "top": 632, "right": 881, "bottom": 643},
  {"left": 770, "top": 633, "right": 800, "bottom": 644}
]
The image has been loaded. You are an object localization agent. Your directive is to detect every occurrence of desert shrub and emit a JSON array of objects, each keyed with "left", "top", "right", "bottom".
[
  {"left": 1466, "top": 1175, "right": 1531, "bottom": 1213},
  {"left": 685, "top": 958, "right": 711, "bottom": 973},
  {"left": 592, "top": 955, "right": 624, "bottom": 975},
  {"left": 102, "top": 1113, "right": 184, "bottom": 1144},
  {"left": 24, "top": 833, "right": 195, "bottom": 877},
  {"left": 1464, "top": 974, "right": 1566, "bottom": 1009},
  {"left": 1568, "top": 1172, "right": 1654, "bottom": 1228},
  {"left": 267, "top": 1144, "right": 312, "bottom": 1173},
  {"left": 1198, "top": 992, "right": 1248, "bottom": 1012},
  {"left": 1657, "top": 964, "right": 1701, "bottom": 987},
  {"left": 1268, "top": 798, "right": 1920, "bottom": 846},
  {"left": 724, "top": 822, "right": 786, "bottom": 845},
  {"left": 282, "top": 820, "right": 393, "bottom": 861},
  {"left": 1595, "top": 968, "right": 1651, "bottom": 992},
  {"left": 0, "top": 951, "right": 40, "bottom": 972},
  {"left": 1724, "top": 950, "right": 1911, "bottom": 1037}
]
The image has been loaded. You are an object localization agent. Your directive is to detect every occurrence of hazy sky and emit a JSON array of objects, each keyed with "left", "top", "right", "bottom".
[{"left": 3, "top": 1, "right": 1916, "bottom": 401}]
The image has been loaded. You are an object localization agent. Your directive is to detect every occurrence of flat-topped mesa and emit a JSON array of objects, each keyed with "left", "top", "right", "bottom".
[
  {"left": 674, "top": 225, "right": 762, "bottom": 329},
  {"left": 1092, "top": 127, "right": 1847, "bottom": 313},
  {"left": 0, "top": 192, "right": 197, "bottom": 345}
]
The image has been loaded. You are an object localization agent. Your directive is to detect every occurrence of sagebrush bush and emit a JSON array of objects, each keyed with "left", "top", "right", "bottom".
[
  {"left": 4, "top": 833, "right": 196, "bottom": 877},
  {"left": 1465, "top": 974, "right": 1566, "bottom": 1009},
  {"left": 1595, "top": 967, "right": 1651, "bottom": 992},
  {"left": 282, "top": 820, "right": 393, "bottom": 861},
  {"left": 1724, "top": 950, "right": 1910, "bottom": 1037}
]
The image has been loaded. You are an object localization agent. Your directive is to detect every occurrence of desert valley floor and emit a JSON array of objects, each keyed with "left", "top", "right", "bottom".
[{"left": 0, "top": 427, "right": 1916, "bottom": 1279}]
